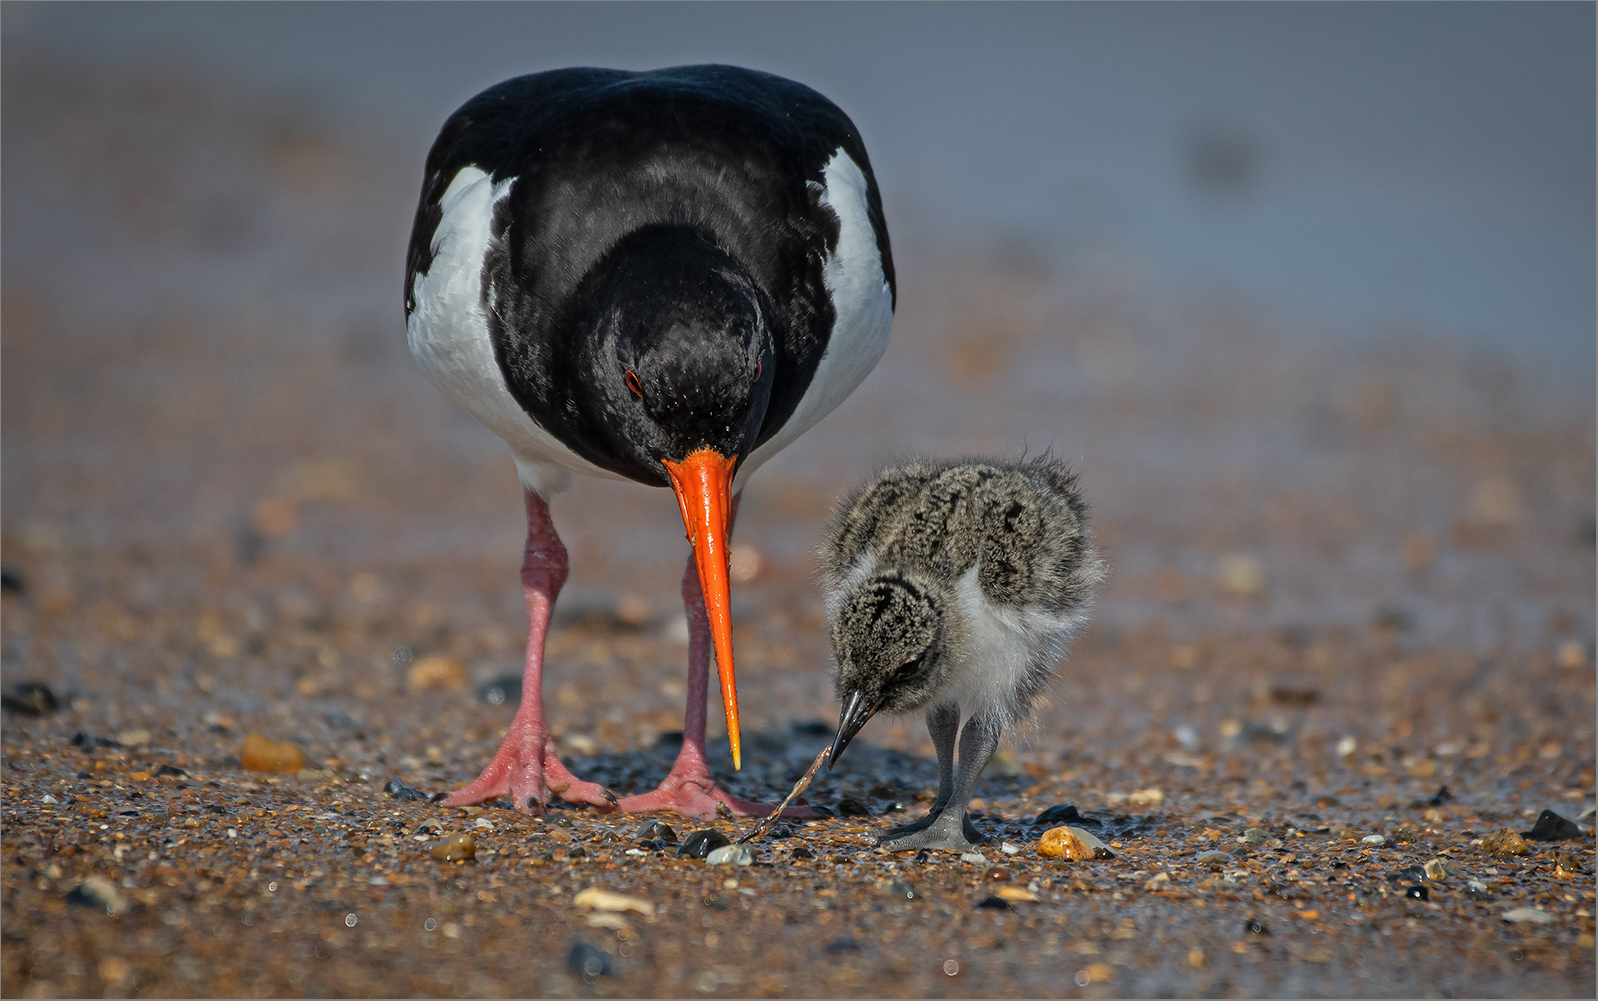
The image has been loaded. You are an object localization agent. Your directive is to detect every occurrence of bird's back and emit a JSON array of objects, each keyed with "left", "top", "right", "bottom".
[{"left": 822, "top": 457, "right": 1101, "bottom": 615}]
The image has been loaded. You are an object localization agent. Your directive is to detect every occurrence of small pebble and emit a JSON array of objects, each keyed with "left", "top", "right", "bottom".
[
  {"left": 975, "top": 895, "right": 1010, "bottom": 910},
  {"left": 1243, "top": 918, "right": 1270, "bottom": 935},
  {"left": 65, "top": 876, "right": 127, "bottom": 915},
  {"left": 1195, "top": 850, "right": 1231, "bottom": 865},
  {"left": 705, "top": 844, "right": 753, "bottom": 866},
  {"left": 995, "top": 885, "right": 1039, "bottom": 902},
  {"left": 1361, "top": 834, "right": 1386, "bottom": 846},
  {"left": 567, "top": 846, "right": 588, "bottom": 860},
  {"left": 1000, "top": 841, "right": 1021, "bottom": 855},
  {"left": 1480, "top": 827, "right": 1529, "bottom": 856},
  {"left": 567, "top": 943, "right": 613, "bottom": 979},
  {"left": 837, "top": 797, "right": 871, "bottom": 816},
  {"left": 1241, "top": 827, "right": 1269, "bottom": 845},
  {"left": 1554, "top": 849, "right": 1585, "bottom": 875},
  {"left": 1038, "top": 825, "right": 1115, "bottom": 860},
  {"left": 156, "top": 764, "right": 188, "bottom": 778},
  {"left": 573, "top": 887, "right": 655, "bottom": 915},
  {"left": 40, "top": 794, "right": 58, "bottom": 805},
  {"left": 636, "top": 820, "right": 677, "bottom": 843},
  {"left": 1033, "top": 803, "right": 1088, "bottom": 827},
  {"left": 1404, "top": 884, "right": 1428, "bottom": 900},
  {"left": 384, "top": 779, "right": 426, "bottom": 801},
  {"left": 72, "top": 732, "right": 120, "bottom": 749},
  {"left": 878, "top": 878, "right": 915, "bottom": 900},
  {"left": 429, "top": 832, "right": 476, "bottom": 862},
  {"left": 1502, "top": 907, "right": 1555, "bottom": 924},
  {"left": 476, "top": 674, "right": 522, "bottom": 706},
  {"left": 1423, "top": 858, "right": 1448, "bottom": 880},
  {"left": 677, "top": 829, "right": 731, "bottom": 859},
  {"left": 116, "top": 729, "right": 152, "bottom": 747},
  {"left": 240, "top": 733, "right": 304, "bottom": 774},
  {"left": 791, "top": 846, "right": 814, "bottom": 860},
  {"left": 1523, "top": 809, "right": 1582, "bottom": 842},
  {"left": 1, "top": 682, "right": 58, "bottom": 716},
  {"left": 959, "top": 852, "right": 987, "bottom": 864},
  {"left": 406, "top": 655, "right": 466, "bottom": 693},
  {"left": 984, "top": 867, "right": 1011, "bottom": 882}
]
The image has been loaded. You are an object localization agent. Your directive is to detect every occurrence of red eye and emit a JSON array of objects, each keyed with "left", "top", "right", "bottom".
[
  {"left": 625, "top": 369, "right": 643, "bottom": 399},
  {"left": 753, "top": 358, "right": 763, "bottom": 382}
]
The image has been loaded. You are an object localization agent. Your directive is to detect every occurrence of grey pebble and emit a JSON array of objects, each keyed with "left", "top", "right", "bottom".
[{"left": 705, "top": 844, "right": 753, "bottom": 866}]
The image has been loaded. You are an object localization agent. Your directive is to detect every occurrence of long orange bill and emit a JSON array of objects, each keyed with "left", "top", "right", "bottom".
[{"left": 661, "top": 448, "right": 742, "bottom": 770}]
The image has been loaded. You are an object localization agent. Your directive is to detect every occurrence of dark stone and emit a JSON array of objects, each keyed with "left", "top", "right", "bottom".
[
  {"left": 2, "top": 682, "right": 57, "bottom": 716},
  {"left": 1428, "top": 785, "right": 1453, "bottom": 806},
  {"left": 71, "top": 732, "right": 120, "bottom": 749},
  {"left": 1404, "top": 884, "right": 1429, "bottom": 900},
  {"left": 823, "top": 936, "right": 861, "bottom": 953},
  {"left": 391, "top": 645, "right": 416, "bottom": 667},
  {"left": 1523, "top": 809, "right": 1583, "bottom": 841},
  {"left": 837, "top": 797, "right": 871, "bottom": 817},
  {"left": 1243, "top": 919, "right": 1270, "bottom": 935},
  {"left": 1034, "top": 803, "right": 1099, "bottom": 827},
  {"left": 975, "top": 895, "right": 1010, "bottom": 910},
  {"left": 637, "top": 820, "right": 677, "bottom": 843},
  {"left": 807, "top": 804, "right": 835, "bottom": 818},
  {"left": 984, "top": 867, "right": 1011, "bottom": 882},
  {"left": 476, "top": 675, "right": 522, "bottom": 706},
  {"left": 1, "top": 566, "right": 26, "bottom": 594},
  {"left": 635, "top": 840, "right": 663, "bottom": 852},
  {"left": 155, "top": 765, "right": 187, "bottom": 778},
  {"left": 567, "top": 846, "right": 587, "bottom": 859},
  {"left": 881, "top": 878, "right": 916, "bottom": 900},
  {"left": 677, "top": 829, "right": 731, "bottom": 859},
  {"left": 913, "top": 849, "right": 931, "bottom": 864},
  {"left": 566, "top": 943, "right": 612, "bottom": 979},
  {"left": 791, "top": 846, "right": 814, "bottom": 860},
  {"left": 1386, "top": 865, "right": 1427, "bottom": 884},
  {"left": 383, "top": 779, "right": 425, "bottom": 801}
]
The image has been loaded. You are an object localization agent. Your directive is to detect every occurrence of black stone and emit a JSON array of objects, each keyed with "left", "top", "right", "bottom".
[
  {"left": 2, "top": 682, "right": 57, "bottom": 716},
  {"left": 1034, "top": 803, "right": 1100, "bottom": 827},
  {"left": 476, "top": 675, "right": 522, "bottom": 706},
  {"left": 156, "top": 764, "right": 188, "bottom": 778},
  {"left": 791, "top": 845, "right": 814, "bottom": 859},
  {"left": 637, "top": 820, "right": 677, "bottom": 843},
  {"left": 71, "top": 732, "right": 120, "bottom": 749},
  {"left": 1243, "top": 919, "right": 1270, "bottom": 935},
  {"left": 567, "top": 943, "right": 613, "bottom": 979},
  {"left": 837, "top": 797, "right": 871, "bottom": 817},
  {"left": 678, "top": 829, "right": 731, "bottom": 858},
  {"left": 1404, "top": 884, "right": 1429, "bottom": 900},
  {"left": 1523, "top": 809, "right": 1583, "bottom": 841},
  {"left": 383, "top": 779, "right": 425, "bottom": 801},
  {"left": 975, "top": 895, "right": 1010, "bottom": 910},
  {"left": 1428, "top": 785, "right": 1453, "bottom": 806},
  {"left": 568, "top": 846, "right": 588, "bottom": 859},
  {"left": 913, "top": 849, "right": 931, "bottom": 864},
  {"left": 1386, "top": 865, "right": 1427, "bottom": 884}
]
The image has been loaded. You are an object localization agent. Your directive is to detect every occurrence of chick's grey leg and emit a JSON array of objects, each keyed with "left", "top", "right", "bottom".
[
  {"left": 871, "top": 701, "right": 960, "bottom": 843},
  {"left": 874, "top": 711, "right": 996, "bottom": 851}
]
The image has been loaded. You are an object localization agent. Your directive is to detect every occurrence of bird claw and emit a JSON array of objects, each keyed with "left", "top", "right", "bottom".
[{"left": 870, "top": 811, "right": 985, "bottom": 852}]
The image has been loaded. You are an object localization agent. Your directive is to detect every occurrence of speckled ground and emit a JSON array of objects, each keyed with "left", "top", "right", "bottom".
[{"left": 2, "top": 48, "right": 1594, "bottom": 999}]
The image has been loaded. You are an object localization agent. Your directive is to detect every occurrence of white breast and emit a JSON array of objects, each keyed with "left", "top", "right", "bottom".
[
  {"left": 736, "top": 148, "right": 893, "bottom": 487},
  {"left": 940, "top": 567, "right": 1089, "bottom": 728},
  {"left": 405, "top": 165, "right": 622, "bottom": 496}
]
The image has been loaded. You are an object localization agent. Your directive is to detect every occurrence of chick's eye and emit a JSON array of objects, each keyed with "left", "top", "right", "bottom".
[
  {"left": 624, "top": 369, "right": 644, "bottom": 399},
  {"left": 895, "top": 657, "right": 922, "bottom": 678}
]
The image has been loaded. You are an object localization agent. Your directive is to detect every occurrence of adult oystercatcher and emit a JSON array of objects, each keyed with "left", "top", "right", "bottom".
[
  {"left": 404, "top": 65, "right": 895, "bottom": 817},
  {"left": 820, "top": 457, "right": 1104, "bottom": 850}
]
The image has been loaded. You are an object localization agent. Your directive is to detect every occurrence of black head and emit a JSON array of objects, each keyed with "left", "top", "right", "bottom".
[
  {"left": 569, "top": 224, "right": 775, "bottom": 483},
  {"left": 827, "top": 572, "right": 948, "bottom": 768}
]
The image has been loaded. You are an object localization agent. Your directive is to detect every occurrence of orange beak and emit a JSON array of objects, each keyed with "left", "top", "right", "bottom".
[{"left": 661, "top": 448, "right": 742, "bottom": 770}]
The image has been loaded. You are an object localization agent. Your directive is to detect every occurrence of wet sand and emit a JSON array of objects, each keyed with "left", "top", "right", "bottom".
[{"left": 3, "top": 53, "right": 1594, "bottom": 998}]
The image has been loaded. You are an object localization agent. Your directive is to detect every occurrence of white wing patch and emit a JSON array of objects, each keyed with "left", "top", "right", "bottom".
[
  {"left": 407, "top": 165, "right": 622, "bottom": 495},
  {"left": 943, "top": 567, "right": 1088, "bottom": 729},
  {"left": 737, "top": 148, "right": 893, "bottom": 486}
]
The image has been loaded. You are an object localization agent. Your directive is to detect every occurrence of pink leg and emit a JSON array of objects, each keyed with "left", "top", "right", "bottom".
[
  {"left": 443, "top": 490, "right": 617, "bottom": 813},
  {"left": 617, "top": 494, "right": 814, "bottom": 821}
]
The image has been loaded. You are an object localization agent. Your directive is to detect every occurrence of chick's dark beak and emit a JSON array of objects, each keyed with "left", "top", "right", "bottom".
[{"left": 827, "top": 690, "right": 879, "bottom": 770}]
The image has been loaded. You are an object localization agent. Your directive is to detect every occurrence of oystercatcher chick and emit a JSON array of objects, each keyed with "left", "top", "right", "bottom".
[
  {"left": 404, "top": 65, "right": 895, "bottom": 818},
  {"left": 821, "top": 457, "right": 1104, "bottom": 850}
]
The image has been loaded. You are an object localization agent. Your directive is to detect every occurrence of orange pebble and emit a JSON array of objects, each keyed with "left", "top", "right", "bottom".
[{"left": 240, "top": 732, "right": 305, "bottom": 773}]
